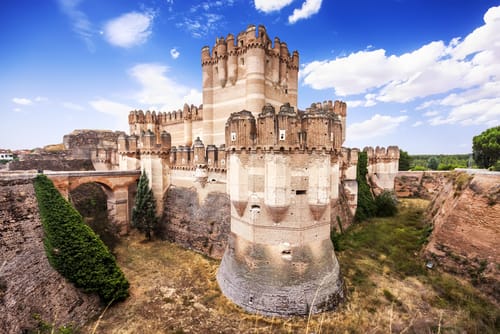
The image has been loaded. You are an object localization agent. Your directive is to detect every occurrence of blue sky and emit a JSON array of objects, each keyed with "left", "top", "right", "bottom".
[{"left": 1, "top": 0, "right": 499, "bottom": 154}]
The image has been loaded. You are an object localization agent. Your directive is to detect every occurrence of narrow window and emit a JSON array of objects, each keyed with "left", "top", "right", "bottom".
[
  {"left": 279, "top": 129, "right": 286, "bottom": 141},
  {"left": 231, "top": 132, "right": 236, "bottom": 141},
  {"left": 296, "top": 190, "right": 306, "bottom": 195}
]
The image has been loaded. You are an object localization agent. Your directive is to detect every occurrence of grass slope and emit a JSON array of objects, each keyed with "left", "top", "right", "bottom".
[{"left": 84, "top": 199, "right": 499, "bottom": 333}]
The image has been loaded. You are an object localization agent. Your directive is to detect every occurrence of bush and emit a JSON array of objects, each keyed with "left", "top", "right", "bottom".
[
  {"left": 34, "top": 174, "right": 129, "bottom": 303},
  {"left": 374, "top": 191, "right": 398, "bottom": 217},
  {"left": 355, "top": 151, "right": 376, "bottom": 221}
]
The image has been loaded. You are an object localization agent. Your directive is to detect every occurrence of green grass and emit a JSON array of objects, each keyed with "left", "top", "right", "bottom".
[{"left": 334, "top": 199, "right": 499, "bottom": 333}]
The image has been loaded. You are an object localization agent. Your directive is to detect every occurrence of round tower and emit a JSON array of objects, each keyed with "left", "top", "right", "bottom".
[{"left": 217, "top": 105, "right": 344, "bottom": 317}]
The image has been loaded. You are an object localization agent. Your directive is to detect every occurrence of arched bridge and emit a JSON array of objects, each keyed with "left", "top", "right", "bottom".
[{"left": 45, "top": 170, "right": 141, "bottom": 235}]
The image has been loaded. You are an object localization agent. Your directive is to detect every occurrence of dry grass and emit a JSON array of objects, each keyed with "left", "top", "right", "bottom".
[{"left": 83, "top": 199, "right": 499, "bottom": 333}]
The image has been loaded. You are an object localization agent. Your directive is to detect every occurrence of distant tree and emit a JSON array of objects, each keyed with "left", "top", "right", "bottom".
[
  {"left": 132, "top": 171, "right": 157, "bottom": 241},
  {"left": 398, "top": 149, "right": 412, "bottom": 171},
  {"left": 473, "top": 126, "right": 500, "bottom": 169},
  {"left": 427, "top": 156, "right": 439, "bottom": 170}
]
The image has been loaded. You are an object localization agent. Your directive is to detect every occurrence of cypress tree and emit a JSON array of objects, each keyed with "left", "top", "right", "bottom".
[{"left": 132, "top": 171, "right": 158, "bottom": 240}]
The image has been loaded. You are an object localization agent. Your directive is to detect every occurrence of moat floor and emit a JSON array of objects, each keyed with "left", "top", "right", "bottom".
[{"left": 83, "top": 199, "right": 499, "bottom": 334}]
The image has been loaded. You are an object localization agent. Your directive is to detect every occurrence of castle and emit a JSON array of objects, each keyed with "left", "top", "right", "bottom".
[{"left": 116, "top": 25, "right": 399, "bottom": 316}]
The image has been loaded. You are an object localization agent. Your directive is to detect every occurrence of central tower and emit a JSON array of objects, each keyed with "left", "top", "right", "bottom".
[
  {"left": 201, "top": 25, "right": 299, "bottom": 145},
  {"left": 217, "top": 103, "right": 345, "bottom": 316}
]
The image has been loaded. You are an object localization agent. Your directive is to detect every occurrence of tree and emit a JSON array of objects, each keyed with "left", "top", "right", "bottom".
[
  {"left": 427, "top": 156, "right": 439, "bottom": 170},
  {"left": 132, "top": 171, "right": 158, "bottom": 240},
  {"left": 398, "top": 149, "right": 412, "bottom": 171},
  {"left": 473, "top": 126, "right": 500, "bottom": 169},
  {"left": 355, "top": 151, "right": 376, "bottom": 221}
]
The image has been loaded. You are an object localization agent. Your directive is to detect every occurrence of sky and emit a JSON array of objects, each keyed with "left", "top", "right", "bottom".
[{"left": 1, "top": 0, "right": 499, "bottom": 154}]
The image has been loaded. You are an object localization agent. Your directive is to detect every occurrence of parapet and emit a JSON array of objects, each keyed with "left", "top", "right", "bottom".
[
  {"left": 225, "top": 103, "right": 346, "bottom": 151},
  {"left": 364, "top": 146, "right": 400, "bottom": 161},
  {"left": 128, "top": 104, "right": 203, "bottom": 127},
  {"left": 201, "top": 24, "right": 298, "bottom": 66}
]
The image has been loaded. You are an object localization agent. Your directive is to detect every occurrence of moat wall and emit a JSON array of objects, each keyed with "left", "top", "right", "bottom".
[
  {"left": 161, "top": 172, "right": 230, "bottom": 259},
  {"left": 0, "top": 177, "right": 101, "bottom": 333}
]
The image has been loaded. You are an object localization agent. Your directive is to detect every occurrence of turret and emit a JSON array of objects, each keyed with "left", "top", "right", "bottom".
[{"left": 225, "top": 110, "right": 256, "bottom": 150}]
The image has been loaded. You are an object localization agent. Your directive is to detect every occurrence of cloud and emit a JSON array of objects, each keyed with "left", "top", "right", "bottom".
[
  {"left": 289, "top": 0, "right": 323, "bottom": 24},
  {"left": 347, "top": 114, "right": 408, "bottom": 141},
  {"left": 301, "top": 5, "right": 500, "bottom": 127},
  {"left": 62, "top": 102, "right": 85, "bottom": 111},
  {"left": 170, "top": 48, "right": 180, "bottom": 59},
  {"left": 254, "top": 0, "right": 293, "bottom": 13},
  {"left": 176, "top": 1, "right": 235, "bottom": 38},
  {"left": 412, "top": 121, "right": 423, "bottom": 127},
  {"left": 89, "top": 99, "right": 133, "bottom": 117},
  {"left": 103, "top": 11, "right": 155, "bottom": 48},
  {"left": 57, "top": 0, "right": 94, "bottom": 51},
  {"left": 128, "top": 63, "right": 202, "bottom": 110},
  {"left": 12, "top": 97, "right": 33, "bottom": 105}
]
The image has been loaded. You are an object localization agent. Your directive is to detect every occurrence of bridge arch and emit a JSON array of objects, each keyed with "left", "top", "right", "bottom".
[{"left": 46, "top": 170, "right": 141, "bottom": 235}]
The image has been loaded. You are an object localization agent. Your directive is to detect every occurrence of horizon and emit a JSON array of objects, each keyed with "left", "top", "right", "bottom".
[{"left": 1, "top": 0, "right": 499, "bottom": 155}]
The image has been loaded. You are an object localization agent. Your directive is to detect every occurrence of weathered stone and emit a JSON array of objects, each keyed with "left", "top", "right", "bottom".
[
  {"left": 0, "top": 178, "right": 101, "bottom": 333},
  {"left": 162, "top": 186, "right": 230, "bottom": 259},
  {"left": 424, "top": 172, "right": 500, "bottom": 304}
]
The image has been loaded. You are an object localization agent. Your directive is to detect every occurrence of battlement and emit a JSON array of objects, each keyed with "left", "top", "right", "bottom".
[
  {"left": 364, "top": 146, "right": 400, "bottom": 161},
  {"left": 128, "top": 104, "right": 203, "bottom": 128},
  {"left": 201, "top": 24, "right": 299, "bottom": 69},
  {"left": 225, "top": 102, "right": 345, "bottom": 152}
]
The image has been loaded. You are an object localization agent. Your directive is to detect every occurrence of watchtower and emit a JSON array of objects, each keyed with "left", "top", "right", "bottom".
[
  {"left": 217, "top": 104, "right": 345, "bottom": 316},
  {"left": 201, "top": 24, "right": 299, "bottom": 145}
]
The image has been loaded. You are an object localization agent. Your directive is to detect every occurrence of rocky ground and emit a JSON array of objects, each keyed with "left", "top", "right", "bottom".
[{"left": 0, "top": 177, "right": 101, "bottom": 333}]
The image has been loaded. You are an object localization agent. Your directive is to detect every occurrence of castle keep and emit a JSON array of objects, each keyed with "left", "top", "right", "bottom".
[{"left": 117, "top": 25, "right": 399, "bottom": 316}]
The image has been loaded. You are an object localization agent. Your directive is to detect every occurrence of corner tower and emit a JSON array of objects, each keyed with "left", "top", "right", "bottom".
[
  {"left": 201, "top": 25, "right": 299, "bottom": 145},
  {"left": 217, "top": 104, "right": 344, "bottom": 316}
]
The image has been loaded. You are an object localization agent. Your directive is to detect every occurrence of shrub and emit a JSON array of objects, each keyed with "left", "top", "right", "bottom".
[
  {"left": 374, "top": 191, "right": 398, "bottom": 217},
  {"left": 355, "top": 151, "right": 376, "bottom": 221},
  {"left": 34, "top": 174, "right": 129, "bottom": 303}
]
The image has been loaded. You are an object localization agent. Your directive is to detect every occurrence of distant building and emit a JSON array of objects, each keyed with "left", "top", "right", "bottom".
[{"left": 0, "top": 150, "right": 14, "bottom": 161}]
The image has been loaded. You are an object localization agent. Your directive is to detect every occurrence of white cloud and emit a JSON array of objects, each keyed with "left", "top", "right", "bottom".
[
  {"left": 62, "top": 102, "right": 85, "bottom": 111},
  {"left": 301, "top": 5, "right": 500, "bottom": 127},
  {"left": 288, "top": 0, "right": 323, "bottom": 24},
  {"left": 430, "top": 98, "right": 500, "bottom": 126},
  {"left": 177, "top": 2, "right": 235, "bottom": 38},
  {"left": 412, "top": 121, "right": 423, "bottom": 127},
  {"left": 35, "top": 96, "right": 48, "bottom": 102},
  {"left": 13, "top": 108, "right": 21, "bottom": 112},
  {"left": 57, "top": 0, "right": 94, "bottom": 51},
  {"left": 170, "top": 48, "right": 180, "bottom": 59},
  {"left": 128, "top": 63, "right": 202, "bottom": 110},
  {"left": 103, "top": 11, "right": 154, "bottom": 48},
  {"left": 89, "top": 99, "right": 133, "bottom": 117},
  {"left": 424, "top": 110, "right": 439, "bottom": 117},
  {"left": 12, "top": 97, "right": 33, "bottom": 105},
  {"left": 254, "top": 0, "right": 293, "bottom": 13},
  {"left": 347, "top": 114, "right": 408, "bottom": 141}
]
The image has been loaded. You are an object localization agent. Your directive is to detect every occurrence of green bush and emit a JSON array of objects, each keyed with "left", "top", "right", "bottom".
[
  {"left": 355, "top": 151, "right": 376, "bottom": 221},
  {"left": 374, "top": 191, "right": 398, "bottom": 217},
  {"left": 34, "top": 174, "right": 129, "bottom": 303}
]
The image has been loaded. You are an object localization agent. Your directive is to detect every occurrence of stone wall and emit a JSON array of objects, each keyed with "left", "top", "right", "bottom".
[
  {"left": 424, "top": 171, "right": 500, "bottom": 304},
  {"left": 8, "top": 153, "right": 94, "bottom": 171},
  {"left": 161, "top": 186, "right": 230, "bottom": 259},
  {"left": 0, "top": 177, "right": 100, "bottom": 332},
  {"left": 394, "top": 171, "right": 452, "bottom": 199}
]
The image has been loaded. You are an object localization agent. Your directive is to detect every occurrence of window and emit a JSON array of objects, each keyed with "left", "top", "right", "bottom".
[
  {"left": 279, "top": 129, "right": 286, "bottom": 141},
  {"left": 296, "top": 190, "right": 306, "bottom": 195},
  {"left": 231, "top": 132, "right": 237, "bottom": 141}
]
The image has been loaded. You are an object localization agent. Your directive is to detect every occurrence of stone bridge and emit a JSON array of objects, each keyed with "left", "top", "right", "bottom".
[{"left": 45, "top": 170, "right": 141, "bottom": 234}]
